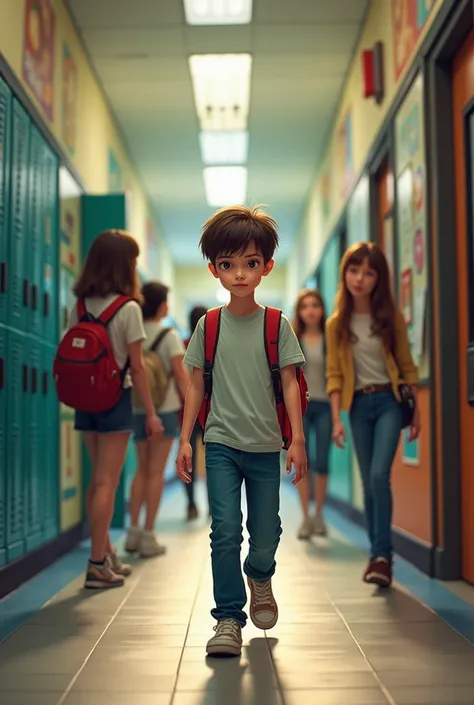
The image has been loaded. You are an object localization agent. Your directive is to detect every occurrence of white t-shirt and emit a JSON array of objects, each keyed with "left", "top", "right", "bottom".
[
  {"left": 351, "top": 313, "right": 390, "bottom": 389},
  {"left": 142, "top": 321, "right": 185, "bottom": 413},
  {"left": 66, "top": 294, "right": 146, "bottom": 388}
]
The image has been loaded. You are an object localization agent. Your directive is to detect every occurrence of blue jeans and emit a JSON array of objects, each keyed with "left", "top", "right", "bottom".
[
  {"left": 349, "top": 391, "right": 402, "bottom": 560},
  {"left": 303, "top": 399, "right": 332, "bottom": 475},
  {"left": 205, "top": 442, "right": 282, "bottom": 626}
]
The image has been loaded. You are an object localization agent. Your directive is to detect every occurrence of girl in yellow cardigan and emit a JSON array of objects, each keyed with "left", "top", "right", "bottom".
[{"left": 325, "top": 242, "right": 420, "bottom": 587}]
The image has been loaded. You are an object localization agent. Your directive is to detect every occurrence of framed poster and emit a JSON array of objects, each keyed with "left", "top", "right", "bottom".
[{"left": 402, "top": 428, "right": 419, "bottom": 466}]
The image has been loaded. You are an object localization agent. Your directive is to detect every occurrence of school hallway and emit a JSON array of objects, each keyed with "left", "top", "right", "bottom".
[{"left": 0, "top": 480, "right": 473, "bottom": 705}]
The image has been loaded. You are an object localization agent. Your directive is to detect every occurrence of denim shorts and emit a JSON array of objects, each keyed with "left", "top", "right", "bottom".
[
  {"left": 133, "top": 410, "right": 180, "bottom": 442},
  {"left": 74, "top": 388, "right": 133, "bottom": 435}
]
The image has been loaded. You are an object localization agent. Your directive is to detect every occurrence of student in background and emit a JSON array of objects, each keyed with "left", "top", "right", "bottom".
[
  {"left": 183, "top": 305, "right": 208, "bottom": 520},
  {"left": 126, "top": 282, "right": 189, "bottom": 557},
  {"left": 65, "top": 230, "right": 163, "bottom": 589},
  {"left": 292, "top": 289, "right": 332, "bottom": 539},
  {"left": 326, "top": 242, "right": 420, "bottom": 588}
]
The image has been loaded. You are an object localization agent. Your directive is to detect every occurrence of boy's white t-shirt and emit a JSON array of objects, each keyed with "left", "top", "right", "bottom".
[
  {"left": 66, "top": 294, "right": 146, "bottom": 388},
  {"left": 141, "top": 321, "right": 185, "bottom": 414}
]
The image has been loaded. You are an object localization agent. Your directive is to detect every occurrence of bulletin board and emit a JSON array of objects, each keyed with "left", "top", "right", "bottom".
[{"left": 394, "top": 73, "right": 429, "bottom": 381}]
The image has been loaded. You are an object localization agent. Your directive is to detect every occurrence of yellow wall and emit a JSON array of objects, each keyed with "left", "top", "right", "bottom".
[
  {"left": 0, "top": 0, "right": 172, "bottom": 276},
  {"left": 286, "top": 0, "right": 443, "bottom": 303}
]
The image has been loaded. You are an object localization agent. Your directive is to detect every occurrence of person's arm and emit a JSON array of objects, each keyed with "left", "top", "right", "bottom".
[
  {"left": 180, "top": 367, "right": 204, "bottom": 444},
  {"left": 171, "top": 355, "right": 190, "bottom": 402},
  {"left": 280, "top": 365, "right": 305, "bottom": 444}
]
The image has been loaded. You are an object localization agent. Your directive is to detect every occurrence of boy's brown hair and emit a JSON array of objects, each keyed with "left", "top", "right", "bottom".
[
  {"left": 199, "top": 205, "right": 279, "bottom": 264},
  {"left": 74, "top": 229, "right": 140, "bottom": 299}
]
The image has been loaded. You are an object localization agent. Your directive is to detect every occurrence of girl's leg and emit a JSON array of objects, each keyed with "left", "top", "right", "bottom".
[
  {"left": 84, "top": 432, "right": 114, "bottom": 556},
  {"left": 349, "top": 397, "right": 376, "bottom": 555},
  {"left": 129, "top": 441, "right": 149, "bottom": 527},
  {"left": 297, "top": 408, "right": 314, "bottom": 539}
]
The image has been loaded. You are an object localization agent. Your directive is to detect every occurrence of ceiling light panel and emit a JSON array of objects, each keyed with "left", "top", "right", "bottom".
[
  {"left": 189, "top": 54, "right": 252, "bottom": 131},
  {"left": 184, "top": 0, "right": 253, "bottom": 25},
  {"left": 199, "top": 131, "right": 248, "bottom": 165},
  {"left": 203, "top": 166, "right": 247, "bottom": 207}
]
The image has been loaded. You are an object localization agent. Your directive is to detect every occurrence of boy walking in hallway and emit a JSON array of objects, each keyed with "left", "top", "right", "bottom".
[{"left": 176, "top": 205, "right": 307, "bottom": 656}]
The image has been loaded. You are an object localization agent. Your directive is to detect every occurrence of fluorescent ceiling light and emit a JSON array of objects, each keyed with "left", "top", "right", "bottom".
[
  {"left": 203, "top": 166, "right": 247, "bottom": 207},
  {"left": 189, "top": 54, "right": 252, "bottom": 131},
  {"left": 184, "top": 0, "right": 252, "bottom": 25},
  {"left": 199, "top": 131, "right": 248, "bottom": 165}
]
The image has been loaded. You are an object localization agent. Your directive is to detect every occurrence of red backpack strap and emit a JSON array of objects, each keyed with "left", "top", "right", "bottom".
[
  {"left": 202, "top": 307, "right": 222, "bottom": 398},
  {"left": 98, "top": 296, "right": 134, "bottom": 325},
  {"left": 264, "top": 307, "right": 283, "bottom": 401},
  {"left": 77, "top": 299, "right": 87, "bottom": 320}
]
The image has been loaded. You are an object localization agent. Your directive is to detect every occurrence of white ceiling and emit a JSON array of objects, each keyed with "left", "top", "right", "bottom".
[{"left": 67, "top": 0, "right": 369, "bottom": 264}]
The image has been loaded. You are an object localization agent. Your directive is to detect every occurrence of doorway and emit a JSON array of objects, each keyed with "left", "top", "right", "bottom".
[{"left": 452, "top": 30, "right": 474, "bottom": 584}]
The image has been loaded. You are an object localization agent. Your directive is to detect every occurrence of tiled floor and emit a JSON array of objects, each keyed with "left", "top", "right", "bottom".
[{"left": 1, "top": 483, "right": 474, "bottom": 705}]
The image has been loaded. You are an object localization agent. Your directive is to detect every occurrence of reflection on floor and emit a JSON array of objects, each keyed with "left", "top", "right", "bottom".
[{"left": 0, "top": 481, "right": 474, "bottom": 705}]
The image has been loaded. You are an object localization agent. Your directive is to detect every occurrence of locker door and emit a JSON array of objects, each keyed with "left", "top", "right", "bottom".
[
  {"left": 0, "top": 77, "right": 11, "bottom": 326},
  {"left": 6, "top": 329, "right": 25, "bottom": 560},
  {"left": 0, "top": 325, "right": 6, "bottom": 566},
  {"left": 42, "top": 145, "right": 59, "bottom": 344},
  {"left": 42, "top": 344, "right": 58, "bottom": 540},
  {"left": 25, "top": 338, "right": 43, "bottom": 550},
  {"left": 9, "top": 100, "right": 29, "bottom": 333},
  {"left": 26, "top": 126, "right": 44, "bottom": 337}
]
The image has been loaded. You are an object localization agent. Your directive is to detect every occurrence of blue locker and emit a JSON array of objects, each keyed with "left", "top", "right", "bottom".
[
  {"left": 0, "top": 77, "right": 11, "bottom": 326},
  {"left": 0, "top": 325, "right": 6, "bottom": 566},
  {"left": 6, "top": 328, "right": 25, "bottom": 560},
  {"left": 26, "top": 126, "right": 44, "bottom": 338},
  {"left": 42, "top": 144, "right": 59, "bottom": 344},
  {"left": 25, "top": 337, "right": 43, "bottom": 550},
  {"left": 9, "top": 99, "right": 29, "bottom": 333},
  {"left": 42, "top": 343, "right": 58, "bottom": 541}
]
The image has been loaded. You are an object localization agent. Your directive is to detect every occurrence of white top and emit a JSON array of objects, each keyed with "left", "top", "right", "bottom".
[
  {"left": 142, "top": 321, "right": 185, "bottom": 413},
  {"left": 301, "top": 337, "right": 327, "bottom": 400},
  {"left": 351, "top": 313, "right": 390, "bottom": 389},
  {"left": 67, "top": 294, "right": 146, "bottom": 388}
]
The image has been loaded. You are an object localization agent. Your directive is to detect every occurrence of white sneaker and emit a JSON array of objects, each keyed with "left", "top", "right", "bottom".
[
  {"left": 139, "top": 530, "right": 166, "bottom": 558},
  {"left": 313, "top": 514, "right": 328, "bottom": 536},
  {"left": 106, "top": 552, "right": 132, "bottom": 577},
  {"left": 298, "top": 516, "right": 313, "bottom": 540},
  {"left": 125, "top": 526, "right": 142, "bottom": 553},
  {"left": 206, "top": 619, "right": 242, "bottom": 657}
]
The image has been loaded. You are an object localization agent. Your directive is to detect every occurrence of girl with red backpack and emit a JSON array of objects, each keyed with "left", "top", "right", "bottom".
[{"left": 56, "top": 230, "right": 163, "bottom": 589}]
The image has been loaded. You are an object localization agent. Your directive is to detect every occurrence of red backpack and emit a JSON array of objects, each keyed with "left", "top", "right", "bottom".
[
  {"left": 54, "top": 296, "right": 133, "bottom": 413},
  {"left": 198, "top": 306, "right": 309, "bottom": 450}
]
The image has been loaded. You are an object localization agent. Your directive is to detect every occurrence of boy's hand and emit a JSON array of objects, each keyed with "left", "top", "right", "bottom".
[
  {"left": 176, "top": 440, "right": 193, "bottom": 484},
  {"left": 286, "top": 439, "right": 308, "bottom": 485}
]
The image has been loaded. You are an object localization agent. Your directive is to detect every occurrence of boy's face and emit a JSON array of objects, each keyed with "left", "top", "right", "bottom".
[{"left": 208, "top": 243, "right": 274, "bottom": 298}]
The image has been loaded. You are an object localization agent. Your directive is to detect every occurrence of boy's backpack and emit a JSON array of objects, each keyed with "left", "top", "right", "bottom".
[
  {"left": 53, "top": 296, "right": 133, "bottom": 413},
  {"left": 197, "top": 306, "right": 309, "bottom": 450},
  {"left": 132, "top": 328, "right": 172, "bottom": 411}
]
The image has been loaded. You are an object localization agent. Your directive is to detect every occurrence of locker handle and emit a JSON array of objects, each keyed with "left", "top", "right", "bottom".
[
  {"left": 31, "top": 367, "right": 38, "bottom": 394},
  {"left": 42, "top": 370, "right": 49, "bottom": 395},
  {"left": 23, "top": 279, "right": 29, "bottom": 307},
  {"left": 23, "top": 364, "right": 28, "bottom": 392},
  {"left": 0, "top": 262, "right": 6, "bottom": 293},
  {"left": 44, "top": 292, "right": 50, "bottom": 317},
  {"left": 31, "top": 284, "right": 38, "bottom": 311},
  {"left": 0, "top": 358, "right": 4, "bottom": 390}
]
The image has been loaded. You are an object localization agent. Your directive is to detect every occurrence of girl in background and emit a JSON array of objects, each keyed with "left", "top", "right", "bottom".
[
  {"left": 126, "top": 282, "right": 189, "bottom": 556},
  {"left": 292, "top": 290, "right": 332, "bottom": 539},
  {"left": 68, "top": 230, "right": 162, "bottom": 589},
  {"left": 326, "top": 242, "right": 420, "bottom": 587}
]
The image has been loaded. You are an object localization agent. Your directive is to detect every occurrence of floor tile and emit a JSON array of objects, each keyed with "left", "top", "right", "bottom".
[
  {"left": 284, "top": 690, "right": 389, "bottom": 705},
  {"left": 64, "top": 695, "right": 171, "bottom": 705},
  {"left": 386, "top": 685, "right": 474, "bottom": 703}
]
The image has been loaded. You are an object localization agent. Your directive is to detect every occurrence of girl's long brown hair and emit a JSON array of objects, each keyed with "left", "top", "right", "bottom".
[
  {"left": 334, "top": 242, "right": 396, "bottom": 353},
  {"left": 74, "top": 229, "right": 140, "bottom": 299},
  {"left": 292, "top": 289, "right": 326, "bottom": 339}
]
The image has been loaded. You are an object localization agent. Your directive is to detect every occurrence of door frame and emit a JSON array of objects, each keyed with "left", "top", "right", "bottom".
[{"left": 427, "top": 0, "right": 474, "bottom": 580}]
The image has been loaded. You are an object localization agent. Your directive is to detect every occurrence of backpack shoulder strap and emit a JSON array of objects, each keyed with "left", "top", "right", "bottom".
[
  {"left": 264, "top": 307, "right": 283, "bottom": 401},
  {"left": 203, "top": 307, "right": 222, "bottom": 394},
  {"left": 150, "top": 327, "right": 172, "bottom": 352},
  {"left": 99, "top": 296, "right": 135, "bottom": 326},
  {"left": 77, "top": 299, "right": 87, "bottom": 320}
]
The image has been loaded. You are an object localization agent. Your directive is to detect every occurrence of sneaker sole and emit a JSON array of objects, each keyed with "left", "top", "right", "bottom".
[
  {"left": 206, "top": 643, "right": 242, "bottom": 657},
  {"left": 365, "top": 571, "right": 391, "bottom": 587},
  {"left": 250, "top": 610, "right": 279, "bottom": 631},
  {"left": 84, "top": 580, "right": 124, "bottom": 590}
]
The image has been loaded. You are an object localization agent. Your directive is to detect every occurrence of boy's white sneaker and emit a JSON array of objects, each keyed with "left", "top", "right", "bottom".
[
  {"left": 206, "top": 619, "right": 242, "bottom": 657},
  {"left": 125, "top": 526, "right": 142, "bottom": 553},
  {"left": 247, "top": 577, "right": 278, "bottom": 630}
]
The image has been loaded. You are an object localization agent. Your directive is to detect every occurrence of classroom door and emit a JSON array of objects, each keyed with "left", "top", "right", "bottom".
[{"left": 452, "top": 30, "right": 474, "bottom": 584}]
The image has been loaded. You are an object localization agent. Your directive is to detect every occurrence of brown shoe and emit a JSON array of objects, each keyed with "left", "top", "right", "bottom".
[
  {"left": 363, "top": 557, "right": 392, "bottom": 587},
  {"left": 247, "top": 578, "right": 279, "bottom": 630}
]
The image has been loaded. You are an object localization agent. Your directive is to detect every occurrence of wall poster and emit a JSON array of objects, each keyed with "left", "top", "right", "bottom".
[
  {"left": 391, "top": 0, "right": 439, "bottom": 81},
  {"left": 383, "top": 213, "right": 395, "bottom": 290},
  {"left": 394, "top": 73, "right": 429, "bottom": 379},
  {"left": 336, "top": 111, "right": 354, "bottom": 201},
  {"left": 402, "top": 428, "right": 420, "bottom": 466},
  {"left": 22, "top": 0, "right": 55, "bottom": 120},
  {"left": 62, "top": 42, "right": 77, "bottom": 154}
]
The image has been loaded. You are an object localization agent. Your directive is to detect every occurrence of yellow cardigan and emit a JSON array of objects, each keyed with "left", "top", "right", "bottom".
[{"left": 325, "top": 309, "right": 420, "bottom": 412}]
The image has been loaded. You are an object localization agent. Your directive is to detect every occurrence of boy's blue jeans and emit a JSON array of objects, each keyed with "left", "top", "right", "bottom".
[
  {"left": 205, "top": 442, "right": 282, "bottom": 627},
  {"left": 349, "top": 391, "right": 402, "bottom": 561}
]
